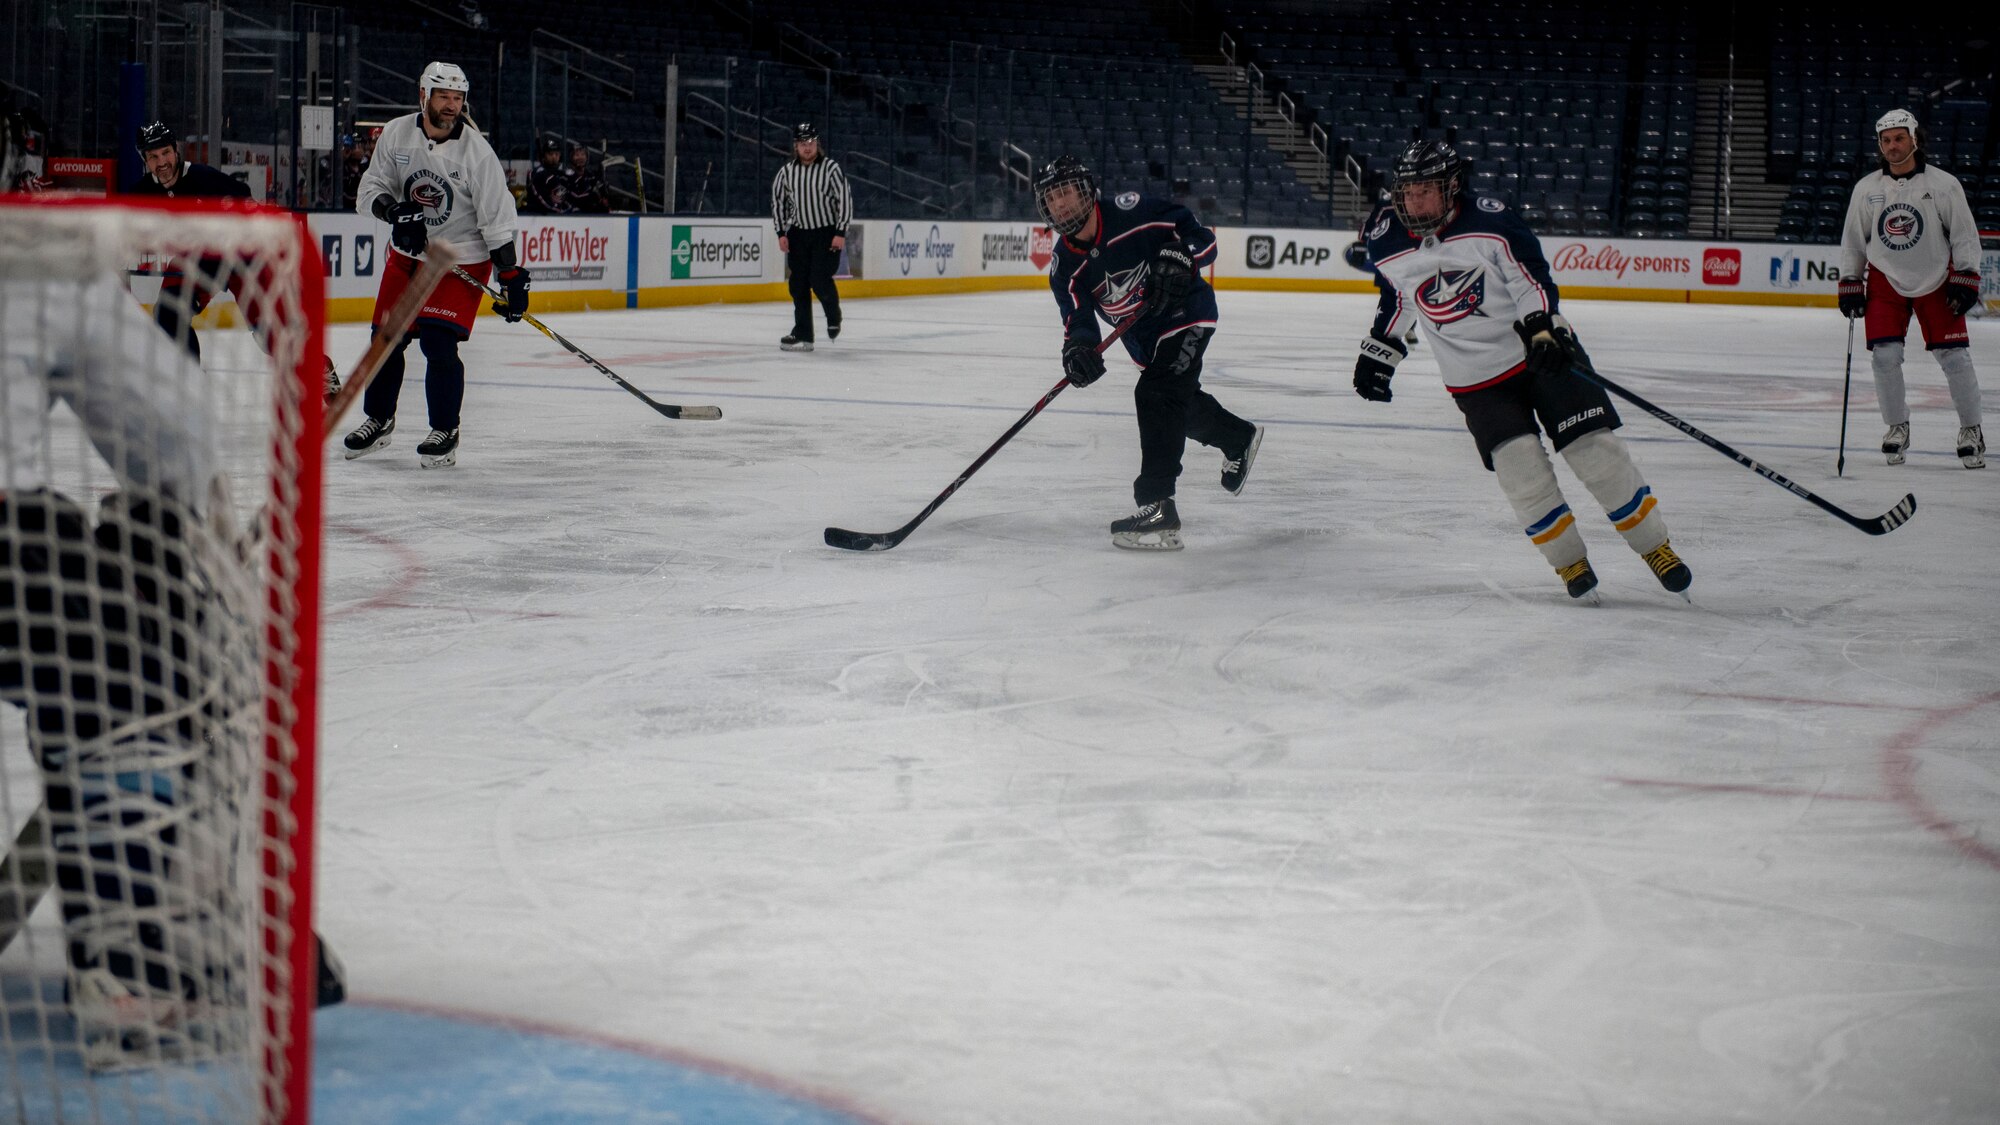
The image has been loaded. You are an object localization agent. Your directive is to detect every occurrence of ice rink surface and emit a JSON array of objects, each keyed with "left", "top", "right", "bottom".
[
  {"left": 12, "top": 288, "right": 1999, "bottom": 1123},
  {"left": 313, "top": 290, "right": 1997, "bottom": 1124}
]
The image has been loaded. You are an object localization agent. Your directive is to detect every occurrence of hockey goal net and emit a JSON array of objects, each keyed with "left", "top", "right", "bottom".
[{"left": 0, "top": 196, "right": 323, "bottom": 1124}]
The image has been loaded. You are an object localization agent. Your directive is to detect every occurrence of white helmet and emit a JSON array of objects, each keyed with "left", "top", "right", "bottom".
[
  {"left": 1875, "top": 108, "right": 1920, "bottom": 136},
  {"left": 420, "top": 61, "right": 470, "bottom": 106}
]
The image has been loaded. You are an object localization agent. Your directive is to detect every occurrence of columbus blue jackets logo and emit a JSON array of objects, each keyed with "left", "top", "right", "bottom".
[
  {"left": 1413, "top": 267, "right": 1489, "bottom": 325},
  {"left": 1877, "top": 202, "right": 1922, "bottom": 251},
  {"left": 1113, "top": 192, "right": 1140, "bottom": 210},
  {"left": 1096, "top": 263, "right": 1148, "bottom": 320},
  {"left": 405, "top": 169, "right": 455, "bottom": 227}
]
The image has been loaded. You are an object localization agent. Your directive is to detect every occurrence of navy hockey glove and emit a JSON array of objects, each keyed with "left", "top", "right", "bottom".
[
  {"left": 385, "top": 200, "right": 428, "bottom": 257},
  {"left": 1063, "top": 337, "right": 1107, "bottom": 387},
  {"left": 1837, "top": 276, "right": 1867, "bottom": 319},
  {"left": 493, "top": 267, "right": 531, "bottom": 323},
  {"left": 1945, "top": 269, "right": 1980, "bottom": 317},
  {"left": 1343, "top": 241, "right": 1371, "bottom": 273},
  {"left": 1352, "top": 333, "right": 1405, "bottom": 402},
  {"left": 1142, "top": 245, "right": 1196, "bottom": 324},
  {"left": 1516, "top": 311, "right": 1585, "bottom": 381}
]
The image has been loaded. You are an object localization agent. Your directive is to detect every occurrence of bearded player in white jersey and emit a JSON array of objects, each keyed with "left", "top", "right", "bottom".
[
  {"left": 344, "top": 61, "right": 527, "bottom": 469},
  {"left": 1353, "top": 140, "right": 1691, "bottom": 604},
  {"left": 1838, "top": 109, "right": 1985, "bottom": 469}
]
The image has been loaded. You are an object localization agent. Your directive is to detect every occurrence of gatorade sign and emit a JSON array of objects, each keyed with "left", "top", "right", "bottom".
[{"left": 671, "top": 224, "right": 764, "bottom": 279}]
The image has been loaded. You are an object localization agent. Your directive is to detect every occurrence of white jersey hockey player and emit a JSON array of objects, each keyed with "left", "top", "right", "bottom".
[
  {"left": 1837, "top": 109, "right": 1984, "bottom": 468},
  {"left": 345, "top": 61, "right": 529, "bottom": 469},
  {"left": 1354, "top": 140, "right": 1692, "bottom": 602}
]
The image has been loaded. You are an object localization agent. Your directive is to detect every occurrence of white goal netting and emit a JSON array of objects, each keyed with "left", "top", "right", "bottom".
[{"left": 1, "top": 197, "right": 322, "bottom": 1125}]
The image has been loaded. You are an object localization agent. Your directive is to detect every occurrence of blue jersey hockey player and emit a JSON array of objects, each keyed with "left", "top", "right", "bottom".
[
  {"left": 1035, "top": 155, "right": 1262, "bottom": 550},
  {"left": 1353, "top": 141, "right": 1692, "bottom": 602}
]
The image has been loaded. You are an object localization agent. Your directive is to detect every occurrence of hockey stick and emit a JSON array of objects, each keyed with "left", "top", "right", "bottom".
[
  {"left": 450, "top": 266, "right": 723, "bottom": 421},
  {"left": 323, "top": 245, "right": 460, "bottom": 438},
  {"left": 1571, "top": 360, "right": 1917, "bottom": 536},
  {"left": 1837, "top": 317, "right": 1855, "bottom": 478},
  {"left": 823, "top": 318, "right": 1136, "bottom": 551}
]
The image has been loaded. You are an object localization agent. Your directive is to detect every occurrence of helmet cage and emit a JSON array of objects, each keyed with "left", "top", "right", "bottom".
[{"left": 1033, "top": 157, "right": 1099, "bottom": 237}]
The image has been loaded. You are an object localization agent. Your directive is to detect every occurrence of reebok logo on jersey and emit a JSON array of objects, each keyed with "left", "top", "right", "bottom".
[
  {"left": 1413, "top": 267, "right": 1488, "bottom": 324},
  {"left": 1878, "top": 203, "right": 1923, "bottom": 251}
]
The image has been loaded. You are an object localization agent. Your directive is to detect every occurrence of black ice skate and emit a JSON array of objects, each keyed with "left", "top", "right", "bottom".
[
  {"left": 342, "top": 415, "right": 394, "bottom": 459},
  {"left": 780, "top": 333, "right": 814, "bottom": 352},
  {"left": 1957, "top": 425, "right": 1985, "bottom": 469},
  {"left": 417, "top": 427, "right": 459, "bottom": 469},
  {"left": 1221, "top": 425, "right": 1264, "bottom": 495},
  {"left": 1881, "top": 421, "right": 1910, "bottom": 465},
  {"left": 1642, "top": 540, "right": 1692, "bottom": 601},
  {"left": 827, "top": 321, "right": 842, "bottom": 340},
  {"left": 1111, "top": 498, "right": 1182, "bottom": 551},
  {"left": 1557, "top": 557, "right": 1600, "bottom": 605},
  {"left": 323, "top": 356, "right": 342, "bottom": 406}
]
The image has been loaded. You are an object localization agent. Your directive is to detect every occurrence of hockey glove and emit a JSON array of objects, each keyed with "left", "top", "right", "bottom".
[
  {"left": 1063, "top": 337, "right": 1107, "bottom": 387},
  {"left": 385, "top": 200, "right": 429, "bottom": 257},
  {"left": 1142, "top": 245, "right": 1196, "bottom": 325},
  {"left": 494, "top": 267, "right": 531, "bottom": 323},
  {"left": 1945, "top": 269, "right": 1980, "bottom": 317},
  {"left": 1343, "top": 240, "right": 1371, "bottom": 273},
  {"left": 1837, "top": 276, "right": 1867, "bottom": 319},
  {"left": 1516, "top": 311, "right": 1585, "bottom": 381},
  {"left": 1352, "top": 333, "right": 1406, "bottom": 402}
]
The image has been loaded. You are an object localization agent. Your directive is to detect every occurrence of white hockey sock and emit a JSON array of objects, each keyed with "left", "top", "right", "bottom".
[
  {"left": 1935, "top": 346, "right": 1982, "bottom": 428},
  {"left": 1560, "top": 430, "right": 1669, "bottom": 555},
  {"left": 1871, "top": 340, "right": 1909, "bottom": 425},
  {"left": 1492, "top": 434, "right": 1586, "bottom": 568}
]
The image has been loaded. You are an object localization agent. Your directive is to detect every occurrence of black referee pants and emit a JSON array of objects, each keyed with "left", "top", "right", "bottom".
[{"left": 785, "top": 226, "right": 843, "bottom": 340}]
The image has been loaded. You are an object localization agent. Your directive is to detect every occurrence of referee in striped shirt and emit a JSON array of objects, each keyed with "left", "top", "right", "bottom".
[{"left": 771, "top": 122, "right": 852, "bottom": 351}]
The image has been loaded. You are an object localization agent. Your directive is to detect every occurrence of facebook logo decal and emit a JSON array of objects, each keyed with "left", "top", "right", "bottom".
[{"left": 322, "top": 235, "right": 343, "bottom": 277}]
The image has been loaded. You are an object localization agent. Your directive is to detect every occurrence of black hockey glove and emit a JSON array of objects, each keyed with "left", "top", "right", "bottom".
[
  {"left": 385, "top": 200, "right": 428, "bottom": 257},
  {"left": 1063, "top": 337, "right": 1107, "bottom": 387},
  {"left": 494, "top": 267, "right": 531, "bottom": 323},
  {"left": 1945, "top": 269, "right": 1980, "bottom": 317},
  {"left": 1142, "top": 245, "right": 1196, "bottom": 324},
  {"left": 1516, "top": 311, "right": 1585, "bottom": 381},
  {"left": 1343, "top": 241, "right": 1370, "bottom": 273},
  {"left": 1352, "top": 333, "right": 1405, "bottom": 402},
  {"left": 1837, "top": 277, "right": 1867, "bottom": 319}
]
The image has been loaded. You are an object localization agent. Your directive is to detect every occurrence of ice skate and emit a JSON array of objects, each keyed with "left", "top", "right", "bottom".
[
  {"left": 1881, "top": 421, "right": 1909, "bottom": 465},
  {"left": 827, "top": 321, "right": 842, "bottom": 340},
  {"left": 417, "top": 427, "right": 459, "bottom": 469},
  {"left": 1111, "top": 498, "right": 1182, "bottom": 551},
  {"left": 323, "top": 356, "right": 342, "bottom": 406},
  {"left": 1221, "top": 425, "right": 1264, "bottom": 495},
  {"left": 342, "top": 415, "right": 393, "bottom": 459},
  {"left": 780, "top": 333, "right": 814, "bottom": 352},
  {"left": 1642, "top": 540, "right": 1692, "bottom": 601},
  {"left": 1957, "top": 425, "right": 1985, "bottom": 469},
  {"left": 1557, "top": 557, "right": 1600, "bottom": 605}
]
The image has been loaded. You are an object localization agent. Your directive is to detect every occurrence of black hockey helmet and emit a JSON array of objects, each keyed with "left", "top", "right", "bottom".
[
  {"left": 137, "top": 120, "right": 176, "bottom": 152},
  {"left": 1389, "top": 139, "right": 1466, "bottom": 238},
  {"left": 793, "top": 122, "right": 819, "bottom": 144},
  {"left": 1033, "top": 154, "right": 1099, "bottom": 237}
]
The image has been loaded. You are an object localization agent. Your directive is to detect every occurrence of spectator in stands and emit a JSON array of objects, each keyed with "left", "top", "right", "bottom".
[
  {"left": 770, "top": 122, "right": 851, "bottom": 351},
  {"left": 526, "top": 136, "right": 570, "bottom": 214},
  {"left": 565, "top": 145, "right": 609, "bottom": 213}
]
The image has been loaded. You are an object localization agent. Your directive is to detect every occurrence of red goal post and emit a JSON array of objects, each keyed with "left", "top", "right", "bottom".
[{"left": 0, "top": 194, "right": 325, "bottom": 1125}]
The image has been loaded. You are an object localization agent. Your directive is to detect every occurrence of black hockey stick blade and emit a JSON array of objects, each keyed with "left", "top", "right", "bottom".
[
  {"left": 823, "top": 318, "right": 1137, "bottom": 552},
  {"left": 823, "top": 525, "right": 901, "bottom": 551},
  {"left": 450, "top": 266, "right": 722, "bottom": 421},
  {"left": 1573, "top": 361, "right": 1918, "bottom": 536}
]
